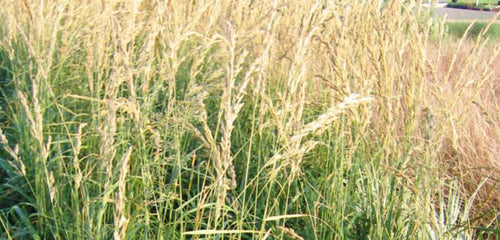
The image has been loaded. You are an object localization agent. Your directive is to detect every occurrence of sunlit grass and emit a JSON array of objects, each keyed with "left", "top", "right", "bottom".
[{"left": 0, "top": 0, "right": 498, "bottom": 239}]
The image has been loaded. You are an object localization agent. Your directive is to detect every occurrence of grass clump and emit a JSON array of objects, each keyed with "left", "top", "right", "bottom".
[{"left": 0, "top": 0, "right": 498, "bottom": 239}]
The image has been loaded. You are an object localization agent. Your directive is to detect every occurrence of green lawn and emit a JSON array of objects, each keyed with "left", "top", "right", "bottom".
[{"left": 446, "top": 21, "right": 500, "bottom": 40}]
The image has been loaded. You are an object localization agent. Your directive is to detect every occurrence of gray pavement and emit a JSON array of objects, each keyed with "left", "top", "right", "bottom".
[{"left": 433, "top": 7, "right": 500, "bottom": 20}]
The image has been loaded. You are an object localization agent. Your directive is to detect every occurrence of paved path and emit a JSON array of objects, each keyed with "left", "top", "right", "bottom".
[{"left": 433, "top": 7, "right": 500, "bottom": 20}]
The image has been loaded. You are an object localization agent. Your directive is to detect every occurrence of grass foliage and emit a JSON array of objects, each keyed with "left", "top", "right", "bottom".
[{"left": 0, "top": 0, "right": 499, "bottom": 239}]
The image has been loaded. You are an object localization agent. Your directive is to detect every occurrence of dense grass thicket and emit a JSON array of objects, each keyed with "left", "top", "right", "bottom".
[{"left": 0, "top": 0, "right": 499, "bottom": 239}]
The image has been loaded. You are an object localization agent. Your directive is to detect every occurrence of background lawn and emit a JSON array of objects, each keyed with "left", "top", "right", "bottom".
[{"left": 446, "top": 21, "right": 500, "bottom": 40}]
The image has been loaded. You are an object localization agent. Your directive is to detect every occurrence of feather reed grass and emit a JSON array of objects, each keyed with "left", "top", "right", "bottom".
[{"left": 0, "top": 0, "right": 498, "bottom": 239}]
